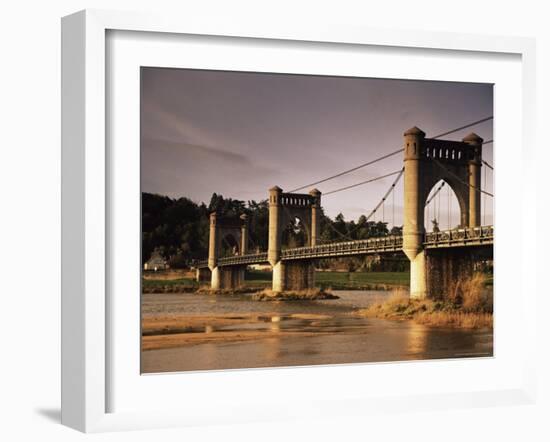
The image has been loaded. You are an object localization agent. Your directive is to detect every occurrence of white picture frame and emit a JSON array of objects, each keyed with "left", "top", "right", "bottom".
[{"left": 61, "top": 9, "right": 537, "bottom": 433}]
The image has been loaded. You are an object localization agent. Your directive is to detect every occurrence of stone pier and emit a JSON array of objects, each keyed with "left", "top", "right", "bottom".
[
  {"left": 425, "top": 248, "right": 481, "bottom": 300},
  {"left": 211, "top": 266, "right": 246, "bottom": 290},
  {"left": 195, "top": 267, "right": 211, "bottom": 283},
  {"left": 272, "top": 261, "right": 316, "bottom": 292}
]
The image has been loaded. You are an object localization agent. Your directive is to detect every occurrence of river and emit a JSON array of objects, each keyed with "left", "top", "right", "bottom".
[{"left": 141, "top": 290, "right": 493, "bottom": 374}]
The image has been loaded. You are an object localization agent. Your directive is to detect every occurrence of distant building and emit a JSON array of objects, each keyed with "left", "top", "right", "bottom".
[{"left": 144, "top": 249, "right": 169, "bottom": 271}]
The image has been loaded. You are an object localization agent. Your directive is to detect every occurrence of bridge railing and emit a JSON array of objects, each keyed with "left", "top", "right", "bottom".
[
  {"left": 281, "top": 235, "right": 403, "bottom": 260},
  {"left": 194, "top": 259, "right": 208, "bottom": 268},
  {"left": 194, "top": 252, "right": 269, "bottom": 268},
  {"left": 217, "top": 252, "right": 269, "bottom": 266},
  {"left": 424, "top": 225, "right": 493, "bottom": 247},
  {"left": 194, "top": 226, "right": 493, "bottom": 267}
]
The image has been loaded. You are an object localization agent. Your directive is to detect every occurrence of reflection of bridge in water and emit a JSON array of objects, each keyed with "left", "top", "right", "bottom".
[{"left": 195, "top": 124, "right": 494, "bottom": 299}]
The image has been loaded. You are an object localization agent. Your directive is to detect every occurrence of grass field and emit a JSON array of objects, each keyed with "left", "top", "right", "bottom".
[
  {"left": 142, "top": 277, "right": 197, "bottom": 288},
  {"left": 141, "top": 269, "right": 492, "bottom": 295},
  {"left": 247, "top": 270, "right": 410, "bottom": 289},
  {"left": 141, "top": 270, "right": 410, "bottom": 291},
  {"left": 316, "top": 271, "right": 409, "bottom": 289}
]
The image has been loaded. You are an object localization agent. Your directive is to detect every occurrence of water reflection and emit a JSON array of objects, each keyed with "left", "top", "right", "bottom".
[
  {"left": 270, "top": 316, "right": 281, "bottom": 333},
  {"left": 265, "top": 337, "right": 282, "bottom": 362},
  {"left": 405, "top": 323, "right": 429, "bottom": 357},
  {"left": 141, "top": 290, "right": 493, "bottom": 373}
]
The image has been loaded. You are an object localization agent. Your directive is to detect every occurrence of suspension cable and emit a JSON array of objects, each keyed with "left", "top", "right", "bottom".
[
  {"left": 287, "top": 116, "right": 493, "bottom": 193},
  {"left": 281, "top": 194, "right": 355, "bottom": 243},
  {"left": 447, "top": 183, "right": 450, "bottom": 230},
  {"left": 282, "top": 116, "right": 493, "bottom": 243},
  {"left": 326, "top": 168, "right": 404, "bottom": 241},
  {"left": 425, "top": 181, "right": 445, "bottom": 206},
  {"left": 287, "top": 148, "right": 403, "bottom": 193},
  {"left": 482, "top": 161, "right": 487, "bottom": 225},
  {"left": 433, "top": 160, "right": 494, "bottom": 197},
  {"left": 323, "top": 170, "right": 402, "bottom": 196},
  {"left": 221, "top": 235, "right": 238, "bottom": 255},
  {"left": 437, "top": 188, "right": 441, "bottom": 223},
  {"left": 363, "top": 169, "right": 404, "bottom": 225},
  {"left": 431, "top": 116, "right": 493, "bottom": 139},
  {"left": 430, "top": 187, "right": 431, "bottom": 228},
  {"left": 392, "top": 182, "right": 395, "bottom": 228},
  {"left": 326, "top": 218, "right": 353, "bottom": 241},
  {"left": 482, "top": 139, "right": 494, "bottom": 169},
  {"left": 425, "top": 181, "right": 445, "bottom": 231}
]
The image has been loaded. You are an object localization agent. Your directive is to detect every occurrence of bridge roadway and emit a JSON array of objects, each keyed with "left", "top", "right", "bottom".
[{"left": 196, "top": 225, "right": 493, "bottom": 269}]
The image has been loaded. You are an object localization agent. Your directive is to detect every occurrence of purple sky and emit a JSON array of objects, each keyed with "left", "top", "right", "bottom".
[{"left": 141, "top": 68, "right": 494, "bottom": 229}]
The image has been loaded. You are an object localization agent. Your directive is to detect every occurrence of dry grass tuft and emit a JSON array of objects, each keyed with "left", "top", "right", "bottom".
[
  {"left": 252, "top": 288, "right": 338, "bottom": 301},
  {"left": 357, "top": 273, "right": 493, "bottom": 329},
  {"left": 461, "top": 273, "right": 493, "bottom": 312},
  {"left": 414, "top": 311, "right": 493, "bottom": 328}
]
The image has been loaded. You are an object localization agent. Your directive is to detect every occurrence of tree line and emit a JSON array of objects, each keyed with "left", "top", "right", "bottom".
[{"left": 142, "top": 192, "right": 402, "bottom": 268}]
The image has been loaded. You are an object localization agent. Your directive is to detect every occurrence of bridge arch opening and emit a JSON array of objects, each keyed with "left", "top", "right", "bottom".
[
  {"left": 423, "top": 179, "right": 466, "bottom": 232},
  {"left": 281, "top": 216, "right": 309, "bottom": 249},
  {"left": 220, "top": 233, "right": 240, "bottom": 257}
]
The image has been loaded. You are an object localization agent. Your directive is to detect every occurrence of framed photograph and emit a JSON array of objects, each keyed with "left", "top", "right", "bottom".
[{"left": 61, "top": 9, "right": 537, "bottom": 432}]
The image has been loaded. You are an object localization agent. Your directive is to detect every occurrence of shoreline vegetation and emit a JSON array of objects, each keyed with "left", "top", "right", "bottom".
[
  {"left": 141, "top": 270, "right": 412, "bottom": 293},
  {"left": 141, "top": 269, "right": 492, "bottom": 293},
  {"left": 141, "top": 269, "right": 493, "bottom": 329},
  {"left": 356, "top": 274, "right": 493, "bottom": 329},
  {"left": 251, "top": 289, "right": 339, "bottom": 301}
]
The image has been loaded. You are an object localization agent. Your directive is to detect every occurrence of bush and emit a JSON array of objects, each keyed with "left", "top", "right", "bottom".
[
  {"left": 461, "top": 273, "right": 493, "bottom": 313},
  {"left": 357, "top": 276, "right": 493, "bottom": 329}
]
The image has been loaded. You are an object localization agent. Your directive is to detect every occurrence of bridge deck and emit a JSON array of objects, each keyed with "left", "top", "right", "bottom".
[{"left": 196, "top": 225, "right": 493, "bottom": 268}]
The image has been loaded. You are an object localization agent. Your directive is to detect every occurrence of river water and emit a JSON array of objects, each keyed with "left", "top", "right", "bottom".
[{"left": 141, "top": 290, "right": 493, "bottom": 374}]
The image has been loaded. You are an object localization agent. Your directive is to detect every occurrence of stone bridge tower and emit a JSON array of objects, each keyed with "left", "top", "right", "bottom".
[
  {"left": 403, "top": 126, "right": 483, "bottom": 299},
  {"left": 268, "top": 186, "right": 321, "bottom": 292},
  {"left": 206, "top": 212, "right": 250, "bottom": 290}
]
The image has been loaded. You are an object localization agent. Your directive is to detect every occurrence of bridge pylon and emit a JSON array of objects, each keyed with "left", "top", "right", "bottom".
[
  {"left": 403, "top": 126, "right": 484, "bottom": 299},
  {"left": 207, "top": 211, "right": 249, "bottom": 290},
  {"left": 267, "top": 185, "right": 321, "bottom": 292}
]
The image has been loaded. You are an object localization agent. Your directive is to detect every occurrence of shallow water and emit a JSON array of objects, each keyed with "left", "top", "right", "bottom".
[{"left": 141, "top": 290, "right": 493, "bottom": 373}]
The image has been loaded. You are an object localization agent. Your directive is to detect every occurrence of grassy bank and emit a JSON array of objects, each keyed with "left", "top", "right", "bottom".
[
  {"left": 315, "top": 271, "right": 409, "bottom": 290},
  {"left": 247, "top": 270, "right": 409, "bottom": 290},
  {"left": 141, "top": 270, "right": 411, "bottom": 293},
  {"left": 141, "top": 277, "right": 197, "bottom": 293},
  {"left": 357, "top": 274, "right": 493, "bottom": 329}
]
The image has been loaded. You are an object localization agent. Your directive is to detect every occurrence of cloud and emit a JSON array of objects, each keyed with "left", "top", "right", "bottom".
[
  {"left": 142, "top": 136, "right": 252, "bottom": 165},
  {"left": 140, "top": 68, "right": 494, "bottom": 221},
  {"left": 142, "top": 104, "right": 223, "bottom": 149},
  {"left": 141, "top": 137, "right": 281, "bottom": 202}
]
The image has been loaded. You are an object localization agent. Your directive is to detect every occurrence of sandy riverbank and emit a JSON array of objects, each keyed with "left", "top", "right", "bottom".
[{"left": 141, "top": 312, "right": 333, "bottom": 351}]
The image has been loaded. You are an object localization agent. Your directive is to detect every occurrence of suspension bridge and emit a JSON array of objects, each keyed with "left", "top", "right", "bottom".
[{"left": 195, "top": 119, "right": 494, "bottom": 299}]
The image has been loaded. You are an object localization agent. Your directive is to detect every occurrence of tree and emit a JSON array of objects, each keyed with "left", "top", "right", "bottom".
[
  {"left": 334, "top": 213, "right": 347, "bottom": 237},
  {"left": 142, "top": 191, "right": 401, "bottom": 268},
  {"left": 390, "top": 225, "right": 403, "bottom": 236}
]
